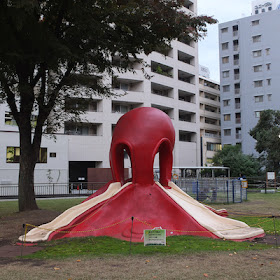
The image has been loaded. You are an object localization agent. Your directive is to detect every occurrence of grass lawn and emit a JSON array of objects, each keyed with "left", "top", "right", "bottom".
[{"left": 25, "top": 235, "right": 273, "bottom": 260}]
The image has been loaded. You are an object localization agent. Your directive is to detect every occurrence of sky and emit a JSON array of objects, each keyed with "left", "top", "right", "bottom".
[{"left": 197, "top": 0, "right": 253, "bottom": 82}]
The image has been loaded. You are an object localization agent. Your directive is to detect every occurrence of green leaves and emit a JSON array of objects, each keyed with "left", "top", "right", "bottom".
[
  {"left": 250, "top": 110, "right": 280, "bottom": 174},
  {"left": 212, "top": 145, "right": 261, "bottom": 177}
]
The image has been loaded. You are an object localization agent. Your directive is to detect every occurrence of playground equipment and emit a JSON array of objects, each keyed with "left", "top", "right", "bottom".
[{"left": 20, "top": 107, "right": 264, "bottom": 242}]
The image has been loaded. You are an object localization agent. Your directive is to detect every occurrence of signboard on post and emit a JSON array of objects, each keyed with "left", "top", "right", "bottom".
[
  {"left": 241, "top": 180, "right": 248, "bottom": 189},
  {"left": 267, "top": 172, "right": 275, "bottom": 180},
  {"left": 144, "top": 229, "right": 166, "bottom": 246}
]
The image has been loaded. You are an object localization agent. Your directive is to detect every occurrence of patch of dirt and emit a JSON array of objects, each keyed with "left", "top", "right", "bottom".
[
  {"left": 0, "top": 209, "right": 60, "bottom": 247},
  {"left": 253, "top": 235, "right": 280, "bottom": 246}
]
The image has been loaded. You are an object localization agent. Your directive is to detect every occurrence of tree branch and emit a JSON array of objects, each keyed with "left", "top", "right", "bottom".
[{"left": 0, "top": 73, "right": 19, "bottom": 122}]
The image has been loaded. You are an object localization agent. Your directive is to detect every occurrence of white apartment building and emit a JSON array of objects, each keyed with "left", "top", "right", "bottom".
[
  {"left": 199, "top": 66, "right": 221, "bottom": 166},
  {"left": 0, "top": 1, "right": 202, "bottom": 185},
  {"left": 219, "top": 1, "right": 280, "bottom": 155}
]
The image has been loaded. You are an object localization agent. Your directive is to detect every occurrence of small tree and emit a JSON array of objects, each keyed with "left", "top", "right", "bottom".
[
  {"left": 0, "top": 0, "right": 216, "bottom": 211},
  {"left": 212, "top": 145, "right": 261, "bottom": 177},
  {"left": 250, "top": 110, "right": 280, "bottom": 174}
]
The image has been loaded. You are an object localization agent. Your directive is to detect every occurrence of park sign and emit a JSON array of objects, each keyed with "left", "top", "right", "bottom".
[{"left": 144, "top": 229, "right": 166, "bottom": 246}]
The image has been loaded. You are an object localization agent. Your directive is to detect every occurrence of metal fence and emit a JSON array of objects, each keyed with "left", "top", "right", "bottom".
[
  {"left": 0, "top": 179, "right": 246, "bottom": 203},
  {"left": 172, "top": 178, "right": 247, "bottom": 203},
  {"left": 0, "top": 182, "right": 106, "bottom": 199}
]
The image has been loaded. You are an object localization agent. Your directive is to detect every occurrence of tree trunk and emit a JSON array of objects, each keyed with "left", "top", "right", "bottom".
[
  {"left": 18, "top": 123, "right": 39, "bottom": 212},
  {"left": 18, "top": 158, "right": 38, "bottom": 211}
]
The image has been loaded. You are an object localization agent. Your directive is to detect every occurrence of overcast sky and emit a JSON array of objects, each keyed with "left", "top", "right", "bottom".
[{"left": 197, "top": 0, "right": 253, "bottom": 82}]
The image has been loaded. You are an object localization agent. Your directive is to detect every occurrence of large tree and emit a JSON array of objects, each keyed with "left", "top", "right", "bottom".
[
  {"left": 250, "top": 109, "right": 280, "bottom": 174},
  {"left": 0, "top": 0, "right": 216, "bottom": 211},
  {"left": 212, "top": 145, "right": 261, "bottom": 177}
]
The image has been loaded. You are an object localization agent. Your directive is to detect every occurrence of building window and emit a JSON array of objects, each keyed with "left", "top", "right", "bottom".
[
  {"left": 224, "top": 129, "right": 231, "bottom": 136},
  {"left": 235, "top": 98, "right": 241, "bottom": 109},
  {"left": 207, "top": 143, "right": 222, "bottom": 152},
  {"left": 222, "top": 42, "right": 229, "bottom": 50},
  {"left": 232, "top": 25, "right": 238, "bottom": 36},
  {"left": 253, "top": 65, "right": 262, "bottom": 72},
  {"left": 6, "top": 147, "right": 47, "bottom": 163},
  {"left": 253, "top": 50, "right": 262, "bottom": 57},
  {"left": 254, "top": 80, "right": 263, "bottom": 87},
  {"left": 252, "top": 20, "right": 260, "bottom": 26},
  {"left": 266, "top": 63, "right": 271, "bottom": 70},
  {"left": 223, "top": 85, "right": 230, "bottom": 92},
  {"left": 222, "top": 71, "right": 230, "bottom": 78},
  {"left": 267, "top": 79, "right": 271, "bottom": 86},
  {"left": 223, "top": 99, "right": 230, "bottom": 107},
  {"left": 234, "top": 68, "right": 240, "bottom": 80},
  {"left": 234, "top": 83, "right": 240, "bottom": 94},
  {"left": 252, "top": 35, "right": 261, "bottom": 43},
  {"left": 255, "top": 111, "right": 261, "bottom": 118},
  {"left": 64, "top": 122, "right": 99, "bottom": 136},
  {"left": 235, "top": 112, "right": 241, "bottom": 124},
  {"left": 254, "top": 95, "right": 263, "bottom": 103},
  {"left": 233, "top": 54, "right": 239, "bottom": 65},
  {"left": 268, "top": 6, "right": 272, "bottom": 11},
  {"left": 65, "top": 98, "right": 99, "bottom": 112},
  {"left": 255, "top": 10, "right": 259, "bottom": 14},
  {"left": 262, "top": 8, "right": 265, "bottom": 12},
  {"left": 112, "top": 103, "right": 131, "bottom": 114},
  {"left": 224, "top": 114, "right": 231, "bottom": 121},
  {"left": 5, "top": 112, "right": 17, "bottom": 126},
  {"left": 5, "top": 112, "right": 37, "bottom": 127},
  {"left": 266, "top": 48, "right": 270, "bottom": 55},
  {"left": 221, "top": 27, "right": 228, "bottom": 33},
  {"left": 50, "top": 152, "right": 56, "bottom": 158},
  {"left": 267, "top": 94, "right": 272, "bottom": 101},
  {"left": 233, "top": 40, "right": 239, "bottom": 51},
  {"left": 222, "top": 56, "right": 229, "bottom": 64}
]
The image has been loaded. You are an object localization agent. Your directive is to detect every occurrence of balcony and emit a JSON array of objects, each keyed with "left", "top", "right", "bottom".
[
  {"left": 179, "top": 110, "right": 196, "bottom": 123},
  {"left": 151, "top": 82, "right": 173, "bottom": 98},
  {"left": 178, "top": 89, "right": 195, "bottom": 104},
  {"left": 178, "top": 50, "right": 195, "bottom": 66},
  {"left": 178, "top": 70, "right": 195, "bottom": 85},
  {"left": 151, "top": 61, "right": 173, "bottom": 78},
  {"left": 151, "top": 104, "right": 174, "bottom": 119}
]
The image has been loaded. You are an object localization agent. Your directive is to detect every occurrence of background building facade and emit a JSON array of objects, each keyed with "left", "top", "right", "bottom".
[
  {"left": 219, "top": 3, "right": 280, "bottom": 155},
  {"left": 199, "top": 66, "right": 221, "bottom": 166}
]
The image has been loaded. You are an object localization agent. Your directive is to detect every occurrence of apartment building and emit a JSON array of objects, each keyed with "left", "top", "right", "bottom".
[
  {"left": 219, "top": 0, "right": 280, "bottom": 155},
  {"left": 199, "top": 66, "right": 221, "bottom": 166},
  {"left": 0, "top": 1, "right": 201, "bottom": 185}
]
